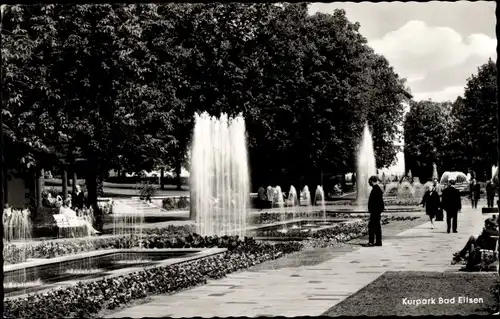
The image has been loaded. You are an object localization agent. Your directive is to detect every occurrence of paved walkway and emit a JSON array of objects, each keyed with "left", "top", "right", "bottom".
[{"left": 107, "top": 203, "right": 494, "bottom": 318}]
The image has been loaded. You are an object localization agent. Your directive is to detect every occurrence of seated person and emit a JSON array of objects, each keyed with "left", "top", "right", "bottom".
[
  {"left": 60, "top": 200, "right": 100, "bottom": 235},
  {"left": 42, "top": 191, "right": 64, "bottom": 208},
  {"left": 334, "top": 183, "right": 343, "bottom": 195},
  {"left": 451, "top": 216, "right": 499, "bottom": 265}
]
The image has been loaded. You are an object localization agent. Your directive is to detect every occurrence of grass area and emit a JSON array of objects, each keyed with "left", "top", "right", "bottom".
[{"left": 322, "top": 271, "right": 499, "bottom": 316}]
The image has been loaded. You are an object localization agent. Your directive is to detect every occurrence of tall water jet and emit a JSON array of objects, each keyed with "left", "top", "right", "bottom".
[
  {"left": 191, "top": 112, "right": 250, "bottom": 237},
  {"left": 356, "top": 123, "right": 377, "bottom": 203}
]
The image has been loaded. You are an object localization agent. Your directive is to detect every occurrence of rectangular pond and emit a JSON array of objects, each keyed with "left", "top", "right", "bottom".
[
  {"left": 247, "top": 219, "right": 350, "bottom": 240},
  {"left": 4, "top": 248, "right": 225, "bottom": 298}
]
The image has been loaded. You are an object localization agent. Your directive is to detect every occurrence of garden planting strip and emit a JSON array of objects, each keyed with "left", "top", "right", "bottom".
[
  {"left": 5, "top": 247, "right": 227, "bottom": 301},
  {"left": 4, "top": 247, "right": 226, "bottom": 273}
]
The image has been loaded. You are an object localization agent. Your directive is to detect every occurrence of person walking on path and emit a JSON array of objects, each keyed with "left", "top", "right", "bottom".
[
  {"left": 486, "top": 178, "right": 495, "bottom": 208},
  {"left": 421, "top": 180, "right": 441, "bottom": 229},
  {"left": 364, "top": 175, "right": 385, "bottom": 247},
  {"left": 442, "top": 180, "right": 462, "bottom": 233},
  {"left": 470, "top": 179, "right": 481, "bottom": 209}
]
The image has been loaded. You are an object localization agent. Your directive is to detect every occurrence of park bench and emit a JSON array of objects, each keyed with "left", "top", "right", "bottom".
[
  {"left": 469, "top": 235, "right": 499, "bottom": 272},
  {"left": 52, "top": 214, "right": 88, "bottom": 238}
]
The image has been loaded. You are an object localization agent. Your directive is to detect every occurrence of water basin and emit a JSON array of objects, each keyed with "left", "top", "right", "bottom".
[{"left": 4, "top": 248, "right": 224, "bottom": 297}]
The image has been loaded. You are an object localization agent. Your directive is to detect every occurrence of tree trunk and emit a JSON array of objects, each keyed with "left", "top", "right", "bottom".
[
  {"left": 62, "top": 170, "right": 68, "bottom": 199},
  {"left": 175, "top": 160, "right": 182, "bottom": 190},
  {"left": 85, "top": 171, "right": 98, "bottom": 210},
  {"left": 36, "top": 168, "right": 44, "bottom": 208},
  {"left": 160, "top": 167, "right": 165, "bottom": 190},
  {"left": 72, "top": 172, "right": 77, "bottom": 194}
]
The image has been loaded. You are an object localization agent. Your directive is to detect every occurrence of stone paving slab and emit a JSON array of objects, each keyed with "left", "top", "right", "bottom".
[{"left": 107, "top": 203, "right": 491, "bottom": 318}]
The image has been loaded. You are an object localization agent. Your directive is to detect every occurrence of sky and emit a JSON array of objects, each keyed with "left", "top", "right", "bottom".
[{"left": 308, "top": 1, "right": 497, "bottom": 102}]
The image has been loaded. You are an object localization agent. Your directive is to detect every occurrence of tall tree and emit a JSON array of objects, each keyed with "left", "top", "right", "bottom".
[
  {"left": 461, "top": 58, "right": 497, "bottom": 179},
  {"left": 404, "top": 100, "right": 450, "bottom": 181}
]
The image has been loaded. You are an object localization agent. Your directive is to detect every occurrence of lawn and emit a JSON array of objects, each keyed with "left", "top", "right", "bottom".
[{"left": 322, "top": 271, "right": 499, "bottom": 316}]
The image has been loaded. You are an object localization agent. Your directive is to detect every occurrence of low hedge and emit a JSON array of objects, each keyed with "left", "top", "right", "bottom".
[
  {"left": 162, "top": 196, "right": 190, "bottom": 211},
  {"left": 252, "top": 212, "right": 420, "bottom": 225},
  {"left": 329, "top": 199, "right": 421, "bottom": 206},
  {"left": 4, "top": 238, "right": 302, "bottom": 318}
]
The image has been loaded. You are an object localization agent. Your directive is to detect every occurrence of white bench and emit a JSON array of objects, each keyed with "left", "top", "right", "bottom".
[{"left": 53, "top": 214, "right": 87, "bottom": 237}]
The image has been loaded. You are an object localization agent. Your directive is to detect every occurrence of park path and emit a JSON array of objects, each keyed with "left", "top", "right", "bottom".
[{"left": 108, "top": 202, "right": 492, "bottom": 318}]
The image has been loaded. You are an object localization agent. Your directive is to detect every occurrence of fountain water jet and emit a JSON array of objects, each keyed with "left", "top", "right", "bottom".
[
  {"left": 267, "top": 186, "right": 274, "bottom": 206},
  {"left": 3, "top": 208, "right": 39, "bottom": 288},
  {"left": 314, "top": 185, "right": 326, "bottom": 222},
  {"left": 300, "top": 186, "right": 314, "bottom": 226},
  {"left": 288, "top": 185, "right": 300, "bottom": 219},
  {"left": 432, "top": 163, "right": 439, "bottom": 181},
  {"left": 191, "top": 112, "right": 250, "bottom": 237},
  {"left": 356, "top": 123, "right": 377, "bottom": 203}
]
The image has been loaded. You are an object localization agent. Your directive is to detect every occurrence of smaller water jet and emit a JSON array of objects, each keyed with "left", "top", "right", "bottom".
[
  {"left": 287, "top": 185, "right": 300, "bottom": 219},
  {"left": 113, "top": 258, "right": 153, "bottom": 264},
  {"left": 314, "top": 185, "right": 327, "bottom": 223},
  {"left": 274, "top": 186, "right": 287, "bottom": 225},
  {"left": 65, "top": 268, "right": 103, "bottom": 275},
  {"left": 267, "top": 186, "right": 274, "bottom": 205},
  {"left": 432, "top": 163, "right": 439, "bottom": 181},
  {"left": 3, "top": 279, "right": 44, "bottom": 289}
]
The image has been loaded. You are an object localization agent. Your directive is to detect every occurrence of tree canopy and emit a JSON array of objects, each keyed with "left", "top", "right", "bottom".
[
  {"left": 403, "top": 58, "right": 497, "bottom": 181},
  {"left": 2, "top": 3, "right": 409, "bottom": 201}
]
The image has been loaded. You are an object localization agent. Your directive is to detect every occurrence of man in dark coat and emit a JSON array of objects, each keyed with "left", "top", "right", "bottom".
[
  {"left": 486, "top": 178, "right": 495, "bottom": 208},
  {"left": 470, "top": 179, "right": 481, "bottom": 209},
  {"left": 441, "top": 180, "right": 462, "bottom": 233},
  {"left": 72, "top": 185, "right": 86, "bottom": 210},
  {"left": 365, "top": 175, "right": 385, "bottom": 247}
]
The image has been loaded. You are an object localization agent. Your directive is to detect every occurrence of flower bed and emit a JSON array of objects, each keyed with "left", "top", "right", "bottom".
[
  {"left": 251, "top": 212, "right": 420, "bottom": 226},
  {"left": 329, "top": 199, "right": 421, "bottom": 206},
  {"left": 4, "top": 238, "right": 302, "bottom": 319},
  {"left": 254, "top": 219, "right": 368, "bottom": 240}
]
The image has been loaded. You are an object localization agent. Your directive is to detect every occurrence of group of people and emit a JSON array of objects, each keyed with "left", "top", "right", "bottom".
[
  {"left": 469, "top": 178, "right": 497, "bottom": 209},
  {"left": 421, "top": 178, "right": 462, "bottom": 232},
  {"left": 41, "top": 185, "right": 100, "bottom": 235},
  {"left": 366, "top": 175, "right": 499, "bottom": 251},
  {"left": 42, "top": 185, "right": 87, "bottom": 210}
]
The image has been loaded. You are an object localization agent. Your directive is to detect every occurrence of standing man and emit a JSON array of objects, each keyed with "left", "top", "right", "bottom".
[
  {"left": 470, "top": 179, "right": 481, "bottom": 209},
  {"left": 442, "top": 180, "right": 462, "bottom": 233},
  {"left": 364, "top": 175, "right": 385, "bottom": 247},
  {"left": 72, "top": 184, "right": 86, "bottom": 209},
  {"left": 486, "top": 178, "right": 495, "bottom": 208}
]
